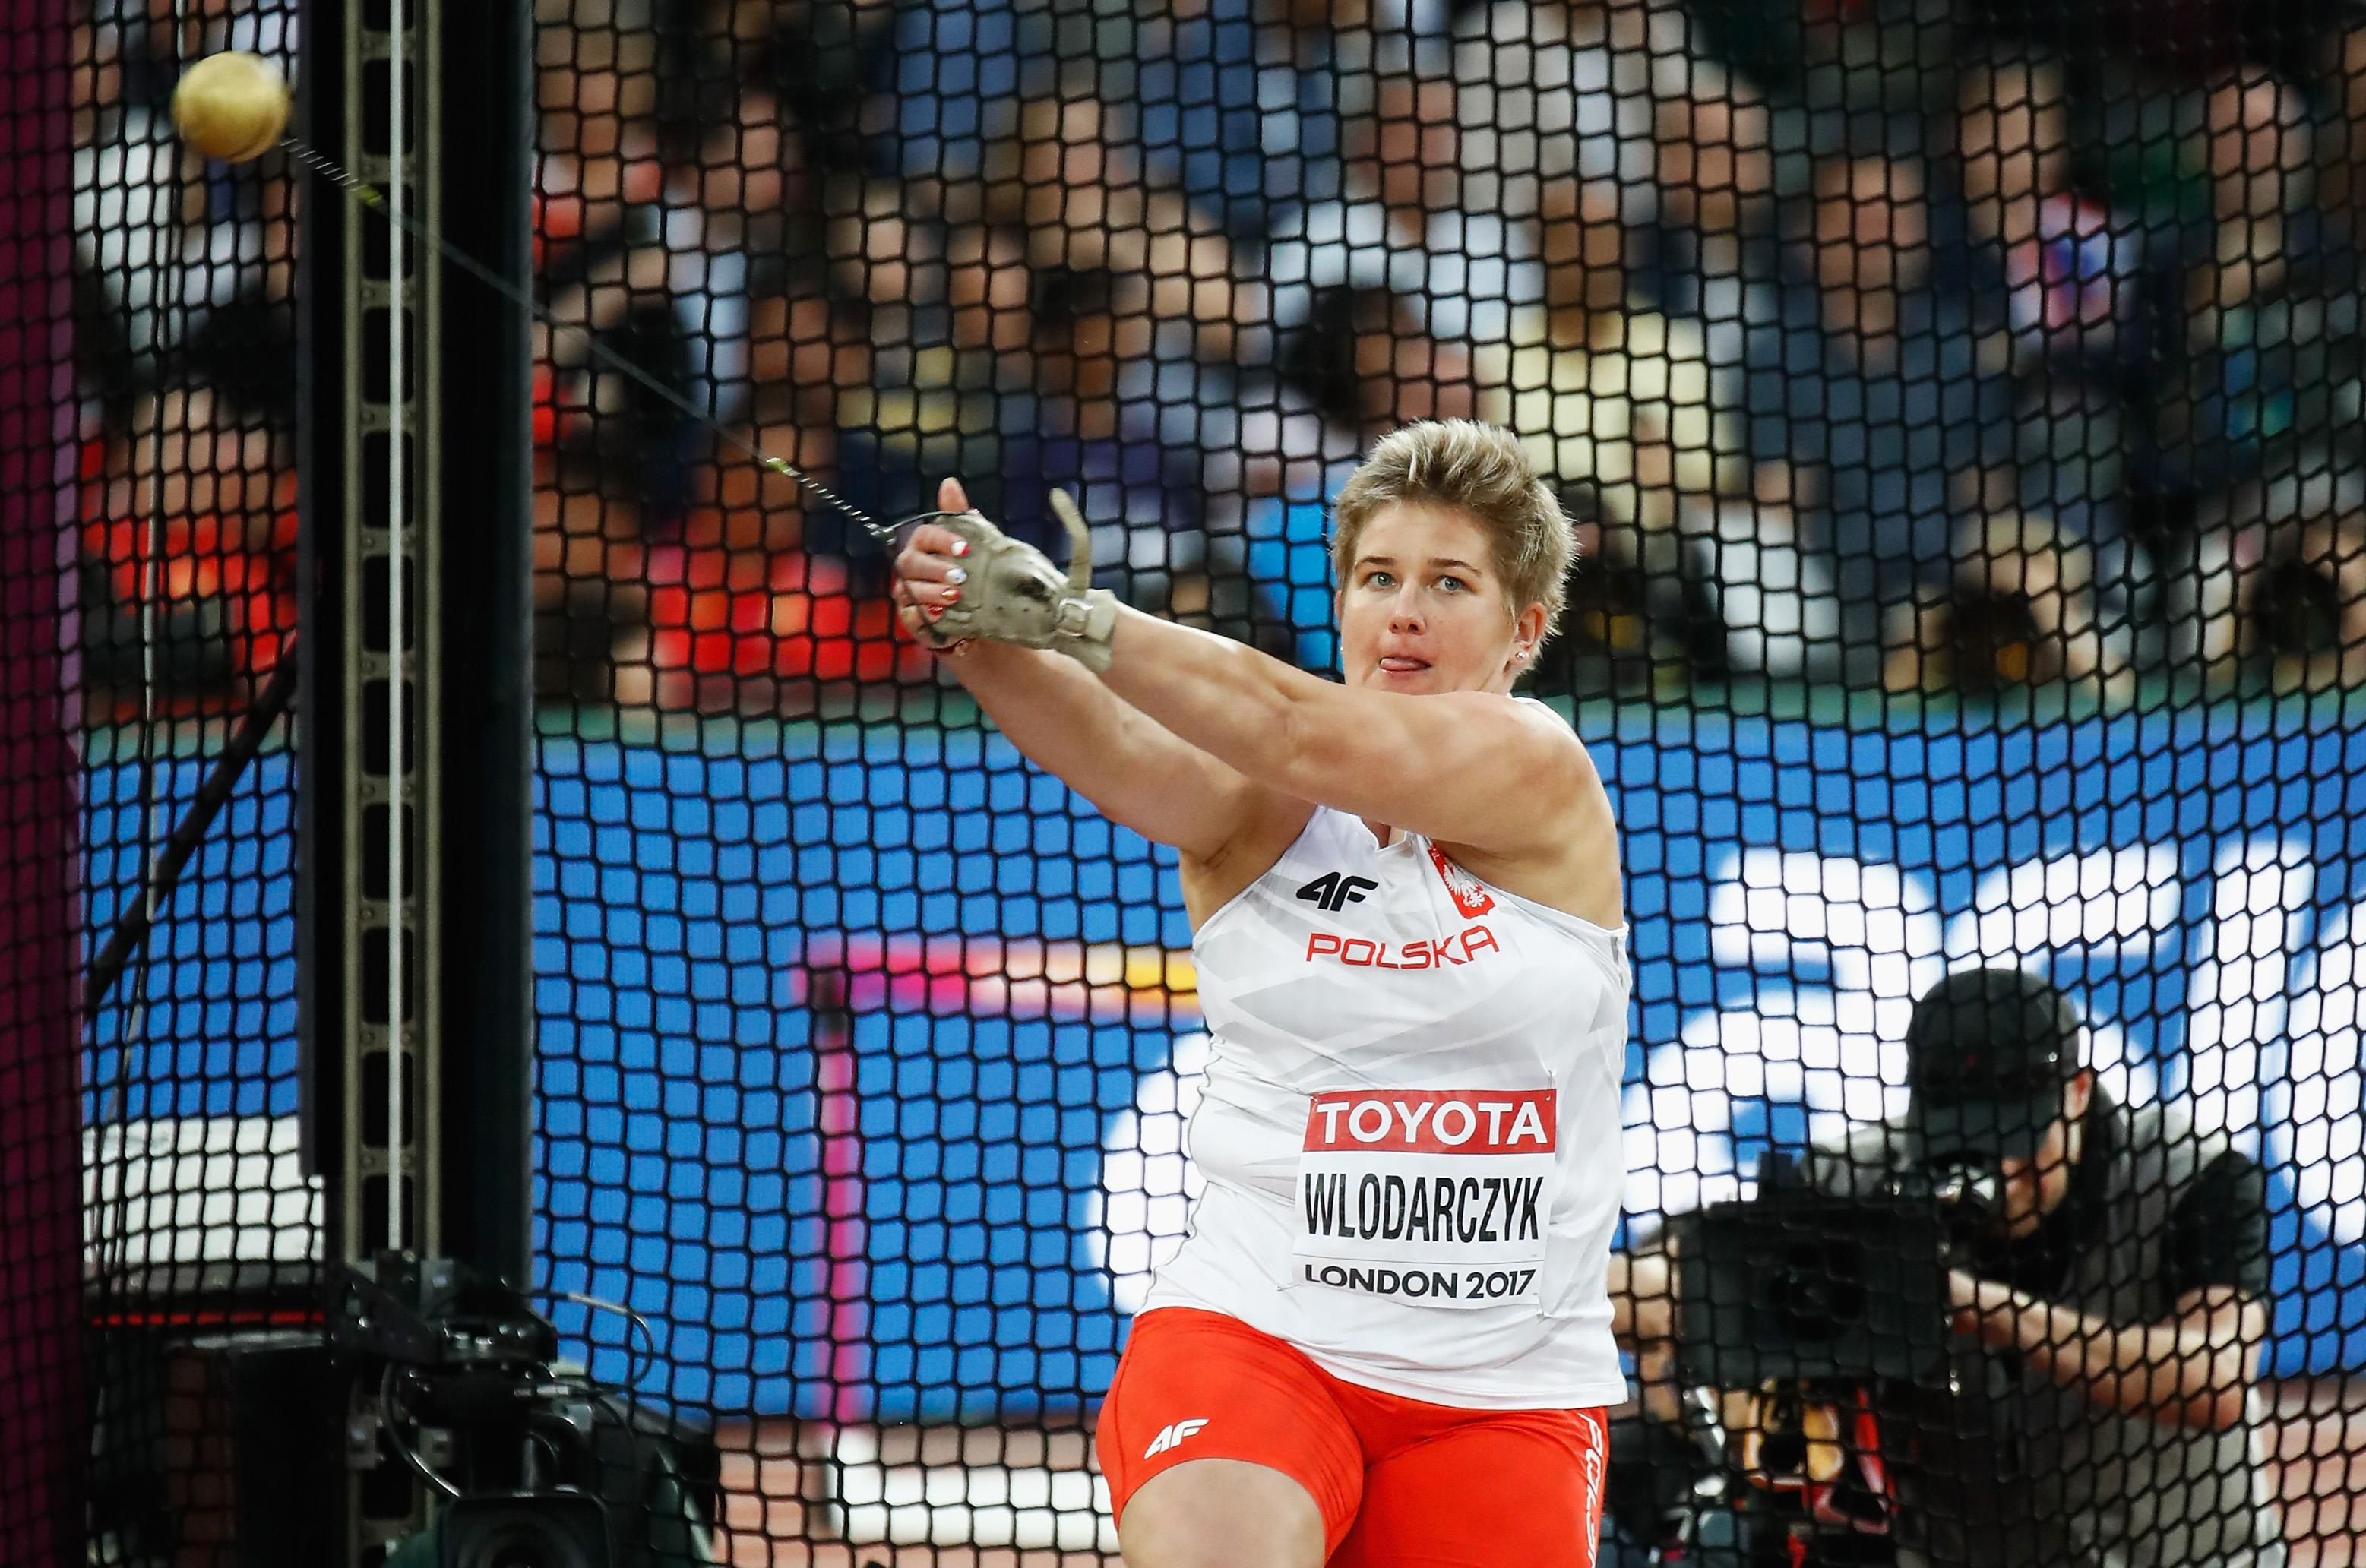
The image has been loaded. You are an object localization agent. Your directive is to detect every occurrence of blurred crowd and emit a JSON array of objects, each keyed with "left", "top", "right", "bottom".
[{"left": 66, "top": 0, "right": 2366, "bottom": 713}]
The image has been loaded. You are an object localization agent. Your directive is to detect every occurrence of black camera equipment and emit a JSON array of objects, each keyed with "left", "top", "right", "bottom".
[
  {"left": 1663, "top": 1150, "right": 2018, "bottom": 1568},
  {"left": 1916, "top": 1153, "right": 2004, "bottom": 1232},
  {"left": 1605, "top": 1396, "right": 1741, "bottom": 1566},
  {"left": 334, "top": 1255, "right": 720, "bottom": 1568},
  {"left": 1676, "top": 1189, "right": 1954, "bottom": 1388},
  {"left": 1675, "top": 1142, "right": 2011, "bottom": 1388}
]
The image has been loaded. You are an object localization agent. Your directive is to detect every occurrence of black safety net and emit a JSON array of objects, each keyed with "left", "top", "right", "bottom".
[
  {"left": 36, "top": 0, "right": 2366, "bottom": 1563},
  {"left": 58, "top": 4, "right": 314, "bottom": 1564}
]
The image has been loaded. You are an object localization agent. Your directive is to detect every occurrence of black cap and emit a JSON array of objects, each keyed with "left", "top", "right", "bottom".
[{"left": 1906, "top": 968, "right": 2085, "bottom": 1161}]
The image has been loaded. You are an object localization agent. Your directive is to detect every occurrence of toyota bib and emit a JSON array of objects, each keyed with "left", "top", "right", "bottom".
[{"left": 1290, "top": 1088, "right": 1558, "bottom": 1309}]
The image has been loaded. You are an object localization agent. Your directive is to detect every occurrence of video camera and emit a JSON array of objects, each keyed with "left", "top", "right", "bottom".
[
  {"left": 334, "top": 1255, "right": 720, "bottom": 1568},
  {"left": 1674, "top": 1149, "right": 2004, "bottom": 1389}
]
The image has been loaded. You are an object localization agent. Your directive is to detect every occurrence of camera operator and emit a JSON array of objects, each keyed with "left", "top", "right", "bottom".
[{"left": 1800, "top": 966, "right": 2282, "bottom": 1568}]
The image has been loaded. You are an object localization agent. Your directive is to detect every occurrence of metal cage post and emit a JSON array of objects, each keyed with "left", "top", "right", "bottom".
[{"left": 299, "top": 0, "right": 532, "bottom": 1555}]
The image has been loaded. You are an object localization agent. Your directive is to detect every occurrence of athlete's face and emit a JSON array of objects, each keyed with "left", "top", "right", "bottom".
[{"left": 1339, "top": 502, "right": 1545, "bottom": 697}]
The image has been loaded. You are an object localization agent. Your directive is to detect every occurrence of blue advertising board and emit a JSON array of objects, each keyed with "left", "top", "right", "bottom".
[{"left": 82, "top": 704, "right": 2366, "bottom": 1418}]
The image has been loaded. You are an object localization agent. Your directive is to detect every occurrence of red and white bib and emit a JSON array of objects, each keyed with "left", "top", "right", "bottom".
[{"left": 1294, "top": 1087, "right": 1558, "bottom": 1307}]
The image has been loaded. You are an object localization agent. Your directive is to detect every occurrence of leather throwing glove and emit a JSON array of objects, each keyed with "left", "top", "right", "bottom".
[{"left": 916, "top": 491, "right": 1119, "bottom": 672}]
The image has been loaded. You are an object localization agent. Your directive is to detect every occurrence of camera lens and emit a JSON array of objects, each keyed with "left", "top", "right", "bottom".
[
  {"left": 452, "top": 1517, "right": 606, "bottom": 1568},
  {"left": 1765, "top": 1241, "right": 1870, "bottom": 1340},
  {"left": 1927, "top": 1156, "right": 2003, "bottom": 1218}
]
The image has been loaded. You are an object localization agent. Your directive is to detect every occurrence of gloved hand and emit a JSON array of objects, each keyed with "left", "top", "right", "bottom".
[{"left": 896, "top": 487, "right": 1119, "bottom": 672}]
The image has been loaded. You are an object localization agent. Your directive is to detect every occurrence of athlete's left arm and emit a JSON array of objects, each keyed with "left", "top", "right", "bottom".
[
  {"left": 1096, "top": 607, "right": 1592, "bottom": 859},
  {"left": 1949, "top": 1275, "right": 2268, "bottom": 1433}
]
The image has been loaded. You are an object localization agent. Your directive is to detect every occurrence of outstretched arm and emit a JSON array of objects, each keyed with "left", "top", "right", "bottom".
[
  {"left": 1096, "top": 608, "right": 1596, "bottom": 863},
  {"left": 891, "top": 482, "right": 1292, "bottom": 865},
  {"left": 892, "top": 481, "right": 1611, "bottom": 907},
  {"left": 920, "top": 637, "right": 1283, "bottom": 865}
]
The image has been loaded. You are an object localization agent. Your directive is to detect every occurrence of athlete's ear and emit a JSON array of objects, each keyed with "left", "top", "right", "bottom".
[{"left": 1509, "top": 602, "right": 1547, "bottom": 670}]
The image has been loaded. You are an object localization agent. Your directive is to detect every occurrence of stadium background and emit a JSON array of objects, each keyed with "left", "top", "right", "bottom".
[{"left": 39, "top": 0, "right": 2366, "bottom": 1558}]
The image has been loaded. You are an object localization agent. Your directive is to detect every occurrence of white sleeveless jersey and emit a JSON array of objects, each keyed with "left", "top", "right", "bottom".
[{"left": 1142, "top": 785, "right": 1632, "bottom": 1411}]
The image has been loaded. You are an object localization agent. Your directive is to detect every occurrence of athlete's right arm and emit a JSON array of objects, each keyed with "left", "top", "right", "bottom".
[
  {"left": 886, "top": 477, "right": 1299, "bottom": 876},
  {"left": 914, "top": 636, "right": 1283, "bottom": 867}
]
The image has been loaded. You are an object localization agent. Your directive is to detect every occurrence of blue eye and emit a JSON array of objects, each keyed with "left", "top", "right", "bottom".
[
  {"left": 1368, "top": 571, "right": 1395, "bottom": 588},
  {"left": 1439, "top": 575, "right": 1465, "bottom": 593}
]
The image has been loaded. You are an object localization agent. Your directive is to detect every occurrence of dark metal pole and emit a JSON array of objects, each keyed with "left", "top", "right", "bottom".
[
  {"left": 301, "top": 0, "right": 532, "bottom": 1555},
  {"left": 300, "top": 0, "right": 533, "bottom": 1285},
  {"left": 425, "top": 0, "right": 536, "bottom": 1288}
]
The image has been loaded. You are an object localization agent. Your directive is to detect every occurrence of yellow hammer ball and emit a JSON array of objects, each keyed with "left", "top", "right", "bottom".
[{"left": 171, "top": 52, "right": 291, "bottom": 164}]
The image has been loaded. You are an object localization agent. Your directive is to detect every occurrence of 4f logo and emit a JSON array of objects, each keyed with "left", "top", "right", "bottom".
[
  {"left": 1297, "top": 872, "right": 1378, "bottom": 912},
  {"left": 1144, "top": 1418, "right": 1210, "bottom": 1458}
]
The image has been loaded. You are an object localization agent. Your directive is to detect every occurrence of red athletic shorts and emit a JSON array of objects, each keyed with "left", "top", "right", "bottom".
[{"left": 1096, "top": 1306, "right": 1608, "bottom": 1567}]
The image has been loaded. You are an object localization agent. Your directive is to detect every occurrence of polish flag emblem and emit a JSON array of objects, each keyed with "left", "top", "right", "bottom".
[{"left": 1427, "top": 844, "right": 1495, "bottom": 918}]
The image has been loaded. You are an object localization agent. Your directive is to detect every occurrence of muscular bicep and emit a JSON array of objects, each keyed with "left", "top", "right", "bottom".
[{"left": 1280, "top": 690, "right": 1599, "bottom": 858}]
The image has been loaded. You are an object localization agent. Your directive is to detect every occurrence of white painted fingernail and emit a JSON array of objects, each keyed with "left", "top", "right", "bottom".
[{"left": 946, "top": 567, "right": 968, "bottom": 586}]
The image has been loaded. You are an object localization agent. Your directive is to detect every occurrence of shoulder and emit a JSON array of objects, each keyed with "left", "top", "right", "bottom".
[
  {"left": 1505, "top": 692, "right": 1592, "bottom": 751},
  {"left": 1510, "top": 692, "right": 1579, "bottom": 733},
  {"left": 2123, "top": 1100, "right": 2241, "bottom": 1173},
  {"left": 2173, "top": 1148, "right": 2270, "bottom": 1214},
  {"left": 2118, "top": 1102, "right": 2266, "bottom": 1212},
  {"left": 1490, "top": 695, "right": 1612, "bottom": 816},
  {"left": 2160, "top": 1143, "right": 2273, "bottom": 1299},
  {"left": 1523, "top": 695, "right": 1614, "bottom": 795},
  {"left": 1434, "top": 696, "right": 1620, "bottom": 921},
  {"left": 1424, "top": 691, "right": 1591, "bottom": 764}
]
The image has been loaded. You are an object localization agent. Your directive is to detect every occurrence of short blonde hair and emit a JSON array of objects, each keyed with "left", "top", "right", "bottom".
[{"left": 1331, "top": 419, "right": 1576, "bottom": 639}]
